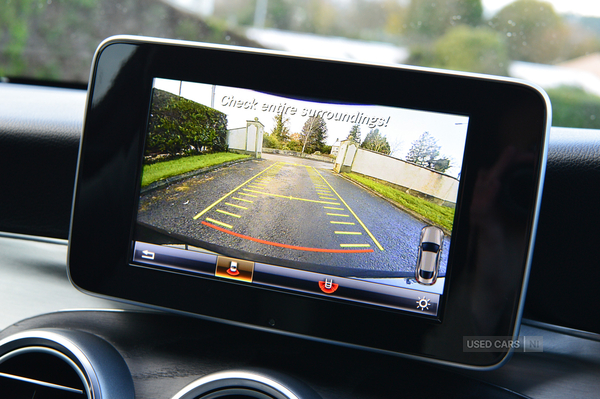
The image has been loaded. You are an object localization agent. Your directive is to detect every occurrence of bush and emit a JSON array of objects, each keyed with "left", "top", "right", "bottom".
[
  {"left": 285, "top": 140, "right": 303, "bottom": 152},
  {"left": 146, "top": 89, "right": 228, "bottom": 157},
  {"left": 262, "top": 133, "right": 282, "bottom": 149},
  {"left": 433, "top": 25, "right": 509, "bottom": 76},
  {"left": 546, "top": 86, "right": 600, "bottom": 129},
  {"left": 407, "top": 25, "right": 509, "bottom": 76}
]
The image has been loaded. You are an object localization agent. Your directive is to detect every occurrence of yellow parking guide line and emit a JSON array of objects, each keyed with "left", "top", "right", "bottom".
[
  {"left": 216, "top": 209, "right": 241, "bottom": 218},
  {"left": 192, "top": 162, "right": 279, "bottom": 220},
  {"left": 324, "top": 206, "right": 344, "bottom": 210},
  {"left": 205, "top": 218, "right": 233, "bottom": 229},
  {"left": 225, "top": 202, "right": 247, "bottom": 210},
  {"left": 327, "top": 213, "right": 350, "bottom": 217},
  {"left": 233, "top": 197, "right": 253, "bottom": 203},
  {"left": 313, "top": 167, "right": 384, "bottom": 251},
  {"left": 334, "top": 231, "right": 362, "bottom": 235},
  {"left": 243, "top": 189, "right": 341, "bottom": 205},
  {"left": 330, "top": 221, "right": 355, "bottom": 225},
  {"left": 239, "top": 192, "right": 257, "bottom": 197}
]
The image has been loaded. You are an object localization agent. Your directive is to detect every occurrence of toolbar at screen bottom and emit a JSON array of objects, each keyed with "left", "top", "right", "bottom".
[{"left": 133, "top": 241, "right": 439, "bottom": 316}]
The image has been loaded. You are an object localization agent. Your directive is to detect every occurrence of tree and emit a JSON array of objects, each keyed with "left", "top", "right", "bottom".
[
  {"left": 361, "top": 129, "right": 391, "bottom": 155},
  {"left": 432, "top": 25, "right": 509, "bottom": 75},
  {"left": 489, "top": 0, "right": 565, "bottom": 64},
  {"left": 300, "top": 116, "right": 328, "bottom": 154},
  {"left": 0, "top": 0, "right": 260, "bottom": 82},
  {"left": 405, "top": 132, "right": 451, "bottom": 172},
  {"left": 347, "top": 124, "right": 361, "bottom": 143},
  {"left": 405, "top": 0, "right": 483, "bottom": 38},
  {"left": 271, "top": 112, "right": 290, "bottom": 142}
]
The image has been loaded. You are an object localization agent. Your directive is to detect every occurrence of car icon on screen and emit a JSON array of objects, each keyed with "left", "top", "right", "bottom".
[{"left": 415, "top": 226, "right": 444, "bottom": 285}]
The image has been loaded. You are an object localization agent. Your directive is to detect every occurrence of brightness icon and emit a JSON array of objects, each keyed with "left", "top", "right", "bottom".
[{"left": 416, "top": 296, "right": 431, "bottom": 311}]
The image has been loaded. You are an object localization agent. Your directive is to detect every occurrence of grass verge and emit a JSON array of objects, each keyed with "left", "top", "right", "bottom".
[
  {"left": 142, "top": 152, "right": 249, "bottom": 187},
  {"left": 342, "top": 172, "right": 455, "bottom": 232}
]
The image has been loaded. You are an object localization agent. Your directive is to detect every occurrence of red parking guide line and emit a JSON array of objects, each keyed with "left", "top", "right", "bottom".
[{"left": 201, "top": 221, "right": 374, "bottom": 253}]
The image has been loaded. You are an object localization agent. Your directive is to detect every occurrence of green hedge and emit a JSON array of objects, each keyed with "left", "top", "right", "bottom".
[
  {"left": 546, "top": 86, "right": 600, "bottom": 129},
  {"left": 146, "top": 89, "right": 228, "bottom": 157}
]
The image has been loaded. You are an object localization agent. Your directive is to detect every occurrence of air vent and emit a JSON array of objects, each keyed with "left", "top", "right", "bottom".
[
  {"left": 0, "top": 328, "right": 135, "bottom": 399},
  {"left": 172, "top": 370, "right": 321, "bottom": 399},
  {"left": 0, "top": 346, "right": 90, "bottom": 398}
]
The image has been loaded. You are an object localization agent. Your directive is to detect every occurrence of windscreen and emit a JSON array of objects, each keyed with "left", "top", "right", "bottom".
[{"left": 131, "top": 77, "right": 469, "bottom": 317}]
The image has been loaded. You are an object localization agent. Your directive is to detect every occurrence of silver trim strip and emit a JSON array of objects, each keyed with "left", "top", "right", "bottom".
[{"left": 0, "top": 232, "right": 68, "bottom": 245}]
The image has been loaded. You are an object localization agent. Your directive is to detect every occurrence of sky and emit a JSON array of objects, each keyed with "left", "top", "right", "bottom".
[{"left": 154, "top": 78, "right": 469, "bottom": 177}]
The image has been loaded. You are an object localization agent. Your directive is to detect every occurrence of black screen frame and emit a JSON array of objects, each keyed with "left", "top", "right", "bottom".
[{"left": 68, "top": 36, "right": 550, "bottom": 369}]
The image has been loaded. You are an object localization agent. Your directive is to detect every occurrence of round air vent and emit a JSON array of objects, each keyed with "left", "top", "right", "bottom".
[
  {"left": 172, "top": 370, "right": 321, "bottom": 399},
  {"left": 0, "top": 346, "right": 90, "bottom": 398},
  {"left": 0, "top": 329, "right": 134, "bottom": 399}
]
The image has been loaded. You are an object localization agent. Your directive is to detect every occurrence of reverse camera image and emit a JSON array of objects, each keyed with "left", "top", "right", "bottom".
[{"left": 135, "top": 78, "right": 468, "bottom": 290}]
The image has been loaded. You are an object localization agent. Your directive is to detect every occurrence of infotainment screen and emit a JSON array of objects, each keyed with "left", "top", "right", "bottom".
[
  {"left": 133, "top": 78, "right": 469, "bottom": 317},
  {"left": 69, "top": 36, "right": 550, "bottom": 369}
]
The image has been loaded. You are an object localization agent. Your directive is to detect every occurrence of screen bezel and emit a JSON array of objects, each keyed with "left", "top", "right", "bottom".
[{"left": 68, "top": 36, "right": 550, "bottom": 369}]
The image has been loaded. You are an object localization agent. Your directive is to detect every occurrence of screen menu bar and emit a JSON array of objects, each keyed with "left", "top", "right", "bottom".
[{"left": 133, "top": 241, "right": 439, "bottom": 316}]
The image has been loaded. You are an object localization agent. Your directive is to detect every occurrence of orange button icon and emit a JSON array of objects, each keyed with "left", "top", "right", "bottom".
[{"left": 215, "top": 256, "right": 254, "bottom": 282}]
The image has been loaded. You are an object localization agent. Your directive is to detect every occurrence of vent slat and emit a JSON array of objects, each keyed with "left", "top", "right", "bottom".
[{"left": 0, "top": 372, "right": 84, "bottom": 394}]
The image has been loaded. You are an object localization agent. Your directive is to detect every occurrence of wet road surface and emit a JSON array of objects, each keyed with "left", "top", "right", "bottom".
[{"left": 138, "top": 154, "right": 450, "bottom": 276}]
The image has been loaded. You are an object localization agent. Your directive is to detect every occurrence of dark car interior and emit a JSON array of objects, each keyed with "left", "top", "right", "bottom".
[{"left": 2, "top": 12, "right": 600, "bottom": 399}]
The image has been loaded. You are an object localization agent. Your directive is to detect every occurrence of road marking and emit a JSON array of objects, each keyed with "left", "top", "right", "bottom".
[
  {"left": 330, "top": 221, "right": 355, "bottom": 225},
  {"left": 340, "top": 243, "right": 371, "bottom": 248},
  {"left": 225, "top": 202, "right": 247, "bottom": 210},
  {"left": 243, "top": 189, "right": 341, "bottom": 205},
  {"left": 319, "top": 196, "right": 336, "bottom": 200},
  {"left": 202, "top": 221, "right": 374, "bottom": 253},
  {"left": 324, "top": 206, "right": 344, "bottom": 210},
  {"left": 216, "top": 209, "right": 241, "bottom": 218},
  {"left": 205, "top": 218, "right": 233, "bottom": 229},
  {"left": 232, "top": 197, "right": 253, "bottom": 203},
  {"left": 193, "top": 162, "right": 279, "bottom": 220},
  {"left": 239, "top": 192, "right": 257, "bottom": 198},
  {"left": 327, "top": 213, "right": 350, "bottom": 217},
  {"left": 313, "top": 167, "right": 384, "bottom": 251},
  {"left": 334, "top": 231, "right": 362, "bottom": 235}
]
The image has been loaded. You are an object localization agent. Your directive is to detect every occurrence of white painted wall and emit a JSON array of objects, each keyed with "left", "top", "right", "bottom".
[
  {"left": 227, "top": 119, "right": 264, "bottom": 157},
  {"left": 352, "top": 149, "right": 459, "bottom": 204},
  {"left": 227, "top": 127, "right": 247, "bottom": 150}
]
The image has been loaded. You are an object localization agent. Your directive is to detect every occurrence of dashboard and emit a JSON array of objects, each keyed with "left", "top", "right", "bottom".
[{"left": 1, "top": 74, "right": 600, "bottom": 397}]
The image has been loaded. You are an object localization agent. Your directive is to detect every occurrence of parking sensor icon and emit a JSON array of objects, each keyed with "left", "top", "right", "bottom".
[
  {"left": 319, "top": 278, "right": 339, "bottom": 294},
  {"left": 227, "top": 261, "right": 240, "bottom": 276}
]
